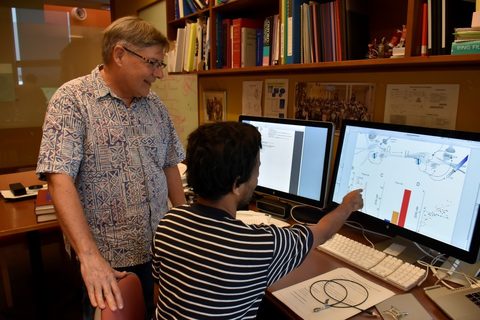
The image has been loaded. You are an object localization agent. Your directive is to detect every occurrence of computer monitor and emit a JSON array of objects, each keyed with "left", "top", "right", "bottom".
[
  {"left": 330, "top": 120, "right": 480, "bottom": 263},
  {"left": 239, "top": 115, "right": 334, "bottom": 208}
]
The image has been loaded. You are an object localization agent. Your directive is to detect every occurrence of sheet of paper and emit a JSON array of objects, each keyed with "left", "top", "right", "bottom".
[
  {"left": 151, "top": 74, "right": 198, "bottom": 148},
  {"left": 242, "top": 81, "right": 263, "bottom": 116},
  {"left": 272, "top": 267, "right": 395, "bottom": 320},
  {"left": 384, "top": 84, "right": 459, "bottom": 129},
  {"left": 264, "top": 79, "right": 288, "bottom": 118}
]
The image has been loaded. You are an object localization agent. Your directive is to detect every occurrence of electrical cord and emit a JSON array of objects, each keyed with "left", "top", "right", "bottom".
[
  {"left": 417, "top": 259, "right": 480, "bottom": 289},
  {"left": 309, "top": 278, "right": 377, "bottom": 316},
  {"left": 289, "top": 203, "right": 329, "bottom": 225}
]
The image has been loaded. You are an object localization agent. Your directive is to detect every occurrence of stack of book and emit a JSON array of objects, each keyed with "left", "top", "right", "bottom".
[
  {"left": 451, "top": 27, "right": 480, "bottom": 55},
  {"left": 35, "top": 189, "right": 57, "bottom": 222}
]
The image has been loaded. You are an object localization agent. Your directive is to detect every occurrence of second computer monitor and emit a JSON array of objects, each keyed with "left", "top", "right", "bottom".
[
  {"left": 239, "top": 115, "right": 334, "bottom": 208},
  {"left": 330, "top": 120, "right": 480, "bottom": 263}
]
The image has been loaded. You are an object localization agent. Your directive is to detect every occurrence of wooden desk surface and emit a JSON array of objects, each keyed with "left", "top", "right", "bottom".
[
  {"left": 266, "top": 226, "right": 449, "bottom": 319},
  {"left": 0, "top": 171, "right": 58, "bottom": 237}
]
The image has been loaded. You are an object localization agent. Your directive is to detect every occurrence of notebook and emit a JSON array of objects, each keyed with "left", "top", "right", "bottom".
[{"left": 424, "top": 285, "right": 480, "bottom": 320}]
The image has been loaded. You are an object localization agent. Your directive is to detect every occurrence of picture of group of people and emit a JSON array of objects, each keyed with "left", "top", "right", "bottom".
[{"left": 294, "top": 82, "right": 375, "bottom": 128}]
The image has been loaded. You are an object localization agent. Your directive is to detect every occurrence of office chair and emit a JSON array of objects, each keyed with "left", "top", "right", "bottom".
[{"left": 94, "top": 272, "right": 146, "bottom": 320}]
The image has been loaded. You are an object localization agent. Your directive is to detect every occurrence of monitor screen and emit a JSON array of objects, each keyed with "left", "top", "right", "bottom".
[
  {"left": 330, "top": 120, "right": 480, "bottom": 263},
  {"left": 239, "top": 116, "right": 334, "bottom": 208}
]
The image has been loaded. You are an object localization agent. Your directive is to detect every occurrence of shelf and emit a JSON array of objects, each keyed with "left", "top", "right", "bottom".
[{"left": 185, "top": 54, "right": 480, "bottom": 77}]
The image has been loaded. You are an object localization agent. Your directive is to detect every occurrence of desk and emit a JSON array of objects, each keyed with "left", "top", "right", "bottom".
[
  {"left": 0, "top": 170, "right": 60, "bottom": 310},
  {"left": 0, "top": 170, "right": 58, "bottom": 236},
  {"left": 265, "top": 225, "right": 449, "bottom": 319}
]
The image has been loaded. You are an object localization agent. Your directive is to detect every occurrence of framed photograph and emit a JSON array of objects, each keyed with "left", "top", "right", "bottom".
[
  {"left": 294, "top": 82, "right": 375, "bottom": 129},
  {"left": 203, "top": 90, "right": 227, "bottom": 122}
]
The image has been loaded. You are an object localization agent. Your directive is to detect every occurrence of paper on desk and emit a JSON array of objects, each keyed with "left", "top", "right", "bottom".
[{"left": 272, "top": 267, "right": 395, "bottom": 320}]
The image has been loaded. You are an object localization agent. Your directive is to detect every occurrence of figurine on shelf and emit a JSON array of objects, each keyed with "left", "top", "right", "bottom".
[{"left": 367, "top": 25, "right": 407, "bottom": 59}]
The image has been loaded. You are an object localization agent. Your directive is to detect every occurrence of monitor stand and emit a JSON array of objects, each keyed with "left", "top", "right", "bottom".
[{"left": 374, "top": 236, "right": 433, "bottom": 264}]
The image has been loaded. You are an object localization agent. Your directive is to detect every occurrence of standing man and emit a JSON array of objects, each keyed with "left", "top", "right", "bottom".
[
  {"left": 36, "top": 16, "right": 185, "bottom": 318},
  {"left": 152, "top": 122, "right": 363, "bottom": 319}
]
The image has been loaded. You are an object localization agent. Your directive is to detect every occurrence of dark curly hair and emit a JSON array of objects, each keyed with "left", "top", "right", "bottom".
[{"left": 186, "top": 121, "right": 262, "bottom": 200}]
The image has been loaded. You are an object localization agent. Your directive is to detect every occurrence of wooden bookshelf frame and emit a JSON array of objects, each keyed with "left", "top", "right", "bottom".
[{"left": 165, "top": 0, "right": 480, "bottom": 133}]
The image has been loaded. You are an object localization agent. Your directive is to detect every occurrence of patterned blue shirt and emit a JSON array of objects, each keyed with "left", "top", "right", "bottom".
[{"left": 37, "top": 66, "right": 185, "bottom": 267}]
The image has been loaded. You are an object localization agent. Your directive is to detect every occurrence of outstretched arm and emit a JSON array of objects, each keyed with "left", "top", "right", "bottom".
[{"left": 309, "top": 189, "right": 364, "bottom": 248}]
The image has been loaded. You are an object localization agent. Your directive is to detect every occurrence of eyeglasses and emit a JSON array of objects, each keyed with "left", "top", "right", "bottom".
[{"left": 122, "top": 46, "right": 167, "bottom": 70}]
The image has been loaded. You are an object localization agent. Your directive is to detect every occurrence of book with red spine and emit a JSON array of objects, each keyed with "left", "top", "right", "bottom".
[{"left": 231, "top": 18, "right": 262, "bottom": 68}]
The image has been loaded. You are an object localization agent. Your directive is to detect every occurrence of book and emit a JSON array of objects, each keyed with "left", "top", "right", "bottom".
[
  {"left": 231, "top": 18, "right": 262, "bottom": 68},
  {"left": 256, "top": 28, "right": 263, "bottom": 66},
  {"left": 241, "top": 27, "right": 257, "bottom": 67},
  {"left": 454, "top": 27, "right": 480, "bottom": 41},
  {"left": 37, "top": 213, "right": 57, "bottom": 223},
  {"left": 451, "top": 40, "right": 480, "bottom": 55},
  {"left": 285, "top": 0, "right": 293, "bottom": 64},
  {"left": 174, "top": 27, "right": 186, "bottom": 72},
  {"left": 262, "top": 16, "right": 274, "bottom": 66},
  {"left": 183, "top": 21, "right": 197, "bottom": 72},
  {"left": 222, "top": 18, "right": 232, "bottom": 68},
  {"left": 215, "top": 13, "right": 225, "bottom": 68},
  {"left": 271, "top": 14, "right": 281, "bottom": 65},
  {"left": 291, "top": 0, "right": 307, "bottom": 64},
  {"left": 35, "top": 189, "right": 55, "bottom": 215}
]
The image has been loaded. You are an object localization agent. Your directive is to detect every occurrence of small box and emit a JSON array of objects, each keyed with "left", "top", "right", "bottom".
[{"left": 9, "top": 182, "right": 27, "bottom": 196}]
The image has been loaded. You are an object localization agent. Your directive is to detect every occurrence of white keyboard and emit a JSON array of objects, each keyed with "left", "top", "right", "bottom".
[
  {"left": 318, "top": 233, "right": 426, "bottom": 291},
  {"left": 236, "top": 210, "right": 291, "bottom": 228}
]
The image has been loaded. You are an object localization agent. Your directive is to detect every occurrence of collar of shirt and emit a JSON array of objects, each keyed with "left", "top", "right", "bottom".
[
  {"left": 190, "top": 203, "right": 233, "bottom": 220},
  {"left": 91, "top": 65, "right": 111, "bottom": 99}
]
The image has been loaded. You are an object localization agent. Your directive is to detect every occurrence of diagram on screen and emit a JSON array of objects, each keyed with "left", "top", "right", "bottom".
[{"left": 347, "top": 132, "right": 471, "bottom": 242}]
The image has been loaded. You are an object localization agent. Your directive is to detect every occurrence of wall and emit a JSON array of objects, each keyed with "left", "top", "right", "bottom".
[
  {"left": 111, "top": 0, "right": 157, "bottom": 18},
  {"left": 199, "top": 66, "right": 480, "bottom": 133},
  {"left": 0, "top": 2, "right": 110, "bottom": 172}
]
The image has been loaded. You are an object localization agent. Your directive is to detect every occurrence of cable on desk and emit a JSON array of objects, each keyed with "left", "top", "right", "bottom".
[
  {"left": 289, "top": 204, "right": 327, "bottom": 225},
  {"left": 309, "top": 278, "right": 378, "bottom": 317},
  {"left": 417, "top": 258, "right": 480, "bottom": 290}
]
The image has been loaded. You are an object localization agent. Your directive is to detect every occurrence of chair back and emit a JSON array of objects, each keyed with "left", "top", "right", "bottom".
[{"left": 94, "top": 272, "right": 146, "bottom": 320}]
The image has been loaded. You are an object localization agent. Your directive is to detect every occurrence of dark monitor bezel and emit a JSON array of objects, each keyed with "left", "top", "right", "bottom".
[
  {"left": 329, "top": 120, "right": 480, "bottom": 263},
  {"left": 239, "top": 115, "right": 334, "bottom": 208}
]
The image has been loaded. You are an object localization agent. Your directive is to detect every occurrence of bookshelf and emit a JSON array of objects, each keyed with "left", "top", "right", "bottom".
[{"left": 165, "top": 0, "right": 480, "bottom": 132}]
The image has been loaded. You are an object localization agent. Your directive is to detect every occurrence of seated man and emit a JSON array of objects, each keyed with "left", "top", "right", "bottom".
[{"left": 152, "top": 121, "right": 363, "bottom": 319}]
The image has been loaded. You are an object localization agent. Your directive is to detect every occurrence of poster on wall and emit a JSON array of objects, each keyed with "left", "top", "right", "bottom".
[
  {"left": 203, "top": 90, "right": 227, "bottom": 122},
  {"left": 264, "top": 79, "right": 288, "bottom": 118},
  {"left": 151, "top": 74, "right": 198, "bottom": 148},
  {"left": 242, "top": 81, "right": 263, "bottom": 116},
  {"left": 294, "top": 82, "right": 375, "bottom": 129},
  {"left": 384, "top": 84, "right": 459, "bottom": 129}
]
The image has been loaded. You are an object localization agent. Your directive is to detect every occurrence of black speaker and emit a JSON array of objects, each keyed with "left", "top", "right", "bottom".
[{"left": 256, "top": 198, "right": 291, "bottom": 219}]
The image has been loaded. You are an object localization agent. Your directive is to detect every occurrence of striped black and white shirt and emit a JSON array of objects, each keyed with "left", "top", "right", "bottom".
[{"left": 152, "top": 204, "right": 313, "bottom": 319}]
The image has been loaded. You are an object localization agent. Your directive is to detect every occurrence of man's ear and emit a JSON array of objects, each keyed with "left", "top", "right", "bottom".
[
  {"left": 232, "top": 177, "right": 242, "bottom": 196},
  {"left": 112, "top": 45, "right": 125, "bottom": 66}
]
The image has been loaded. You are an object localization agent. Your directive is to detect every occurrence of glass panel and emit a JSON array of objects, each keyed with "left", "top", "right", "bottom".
[{"left": 0, "top": 3, "right": 110, "bottom": 172}]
